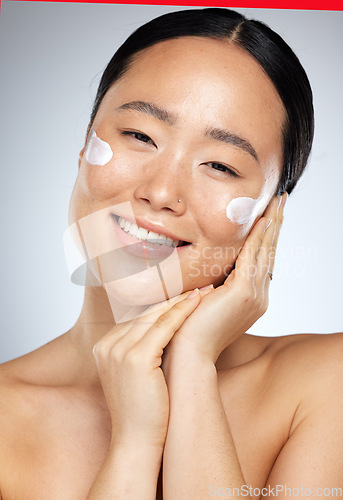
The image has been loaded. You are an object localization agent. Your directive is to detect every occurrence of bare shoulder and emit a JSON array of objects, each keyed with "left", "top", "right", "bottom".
[
  {"left": 269, "top": 331, "right": 343, "bottom": 379},
  {"left": 218, "top": 331, "right": 343, "bottom": 430},
  {"left": 270, "top": 329, "right": 343, "bottom": 355},
  {"left": 0, "top": 350, "right": 40, "bottom": 399},
  {"left": 0, "top": 358, "right": 31, "bottom": 492},
  {"left": 0, "top": 345, "right": 68, "bottom": 465},
  {"left": 216, "top": 333, "right": 343, "bottom": 489},
  {"left": 0, "top": 357, "right": 26, "bottom": 413},
  {"left": 267, "top": 331, "right": 343, "bottom": 386},
  {"left": 0, "top": 344, "right": 109, "bottom": 499},
  {"left": 0, "top": 338, "right": 83, "bottom": 427},
  {"left": 267, "top": 332, "right": 343, "bottom": 429},
  {"left": 219, "top": 330, "right": 343, "bottom": 375},
  {"left": 0, "top": 356, "right": 36, "bottom": 438},
  {"left": 262, "top": 333, "right": 343, "bottom": 487}
]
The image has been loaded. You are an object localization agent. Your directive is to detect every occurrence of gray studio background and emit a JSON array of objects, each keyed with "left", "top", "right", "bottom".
[{"left": 0, "top": 2, "right": 342, "bottom": 363}]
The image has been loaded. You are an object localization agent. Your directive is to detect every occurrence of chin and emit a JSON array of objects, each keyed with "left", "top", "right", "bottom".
[{"left": 101, "top": 262, "right": 184, "bottom": 322}]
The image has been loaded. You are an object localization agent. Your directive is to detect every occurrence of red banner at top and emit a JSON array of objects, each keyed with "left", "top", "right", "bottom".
[{"left": 7, "top": 0, "right": 343, "bottom": 11}]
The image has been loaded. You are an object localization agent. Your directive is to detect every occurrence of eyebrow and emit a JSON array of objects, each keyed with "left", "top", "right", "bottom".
[
  {"left": 205, "top": 127, "right": 259, "bottom": 162},
  {"left": 116, "top": 101, "right": 177, "bottom": 126},
  {"left": 116, "top": 100, "right": 259, "bottom": 162}
]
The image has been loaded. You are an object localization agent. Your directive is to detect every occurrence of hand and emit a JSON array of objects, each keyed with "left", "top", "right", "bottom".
[
  {"left": 163, "top": 193, "right": 287, "bottom": 366},
  {"left": 92, "top": 290, "right": 203, "bottom": 448}
]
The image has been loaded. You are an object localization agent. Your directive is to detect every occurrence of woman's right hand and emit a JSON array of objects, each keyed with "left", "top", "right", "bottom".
[{"left": 92, "top": 290, "right": 202, "bottom": 449}]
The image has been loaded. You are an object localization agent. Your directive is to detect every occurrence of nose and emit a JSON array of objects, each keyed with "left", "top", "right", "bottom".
[{"left": 133, "top": 157, "right": 187, "bottom": 214}]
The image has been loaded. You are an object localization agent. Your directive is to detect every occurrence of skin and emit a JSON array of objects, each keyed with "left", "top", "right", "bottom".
[
  {"left": 69, "top": 37, "right": 283, "bottom": 294},
  {"left": 0, "top": 37, "right": 342, "bottom": 500}
]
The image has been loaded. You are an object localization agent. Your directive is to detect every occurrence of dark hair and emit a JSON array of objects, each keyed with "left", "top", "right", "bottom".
[{"left": 89, "top": 8, "right": 314, "bottom": 195}]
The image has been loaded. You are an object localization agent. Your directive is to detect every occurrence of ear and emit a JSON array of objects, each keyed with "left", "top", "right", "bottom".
[
  {"left": 78, "top": 129, "right": 91, "bottom": 169},
  {"left": 78, "top": 147, "right": 85, "bottom": 170}
]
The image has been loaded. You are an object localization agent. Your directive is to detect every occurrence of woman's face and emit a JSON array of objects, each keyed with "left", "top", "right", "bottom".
[{"left": 69, "top": 37, "right": 285, "bottom": 306}]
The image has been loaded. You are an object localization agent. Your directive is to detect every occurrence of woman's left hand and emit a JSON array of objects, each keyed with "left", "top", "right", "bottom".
[{"left": 163, "top": 193, "right": 287, "bottom": 366}]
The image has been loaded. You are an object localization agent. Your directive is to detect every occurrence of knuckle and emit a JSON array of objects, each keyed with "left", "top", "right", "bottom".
[
  {"left": 92, "top": 342, "right": 99, "bottom": 355},
  {"left": 93, "top": 338, "right": 108, "bottom": 358},
  {"left": 93, "top": 325, "right": 127, "bottom": 358},
  {"left": 155, "top": 312, "right": 173, "bottom": 328},
  {"left": 173, "top": 301, "right": 188, "bottom": 314},
  {"left": 109, "top": 343, "right": 126, "bottom": 363},
  {"left": 125, "top": 347, "right": 142, "bottom": 367}
]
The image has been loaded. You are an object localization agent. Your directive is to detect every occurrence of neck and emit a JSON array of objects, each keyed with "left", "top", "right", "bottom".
[
  {"left": 66, "top": 285, "right": 149, "bottom": 387},
  {"left": 67, "top": 286, "right": 115, "bottom": 387},
  {"left": 76, "top": 286, "right": 116, "bottom": 334}
]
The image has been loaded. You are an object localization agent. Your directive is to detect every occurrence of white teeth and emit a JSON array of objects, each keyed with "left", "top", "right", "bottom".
[
  {"left": 130, "top": 225, "right": 139, "bottom": 238},
  {"left": 147, "top": 231, "right": 160, "bottom": 243},
  {"left": 137, "top": 227, "right": 148, "bottom": 239},
  {"left": 117, "top": 216, "right": 180, "bottom": 248}
]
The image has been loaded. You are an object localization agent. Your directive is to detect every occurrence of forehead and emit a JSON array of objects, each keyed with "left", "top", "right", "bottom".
[{"left": 97, "top": 37, "right": 285, "bottom": 169}]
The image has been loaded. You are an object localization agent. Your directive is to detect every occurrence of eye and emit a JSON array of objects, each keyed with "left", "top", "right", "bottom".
[
  {"left": 121, "top": 130, "right": 156, "bottom": 146},
  {"left": 207, "top": 162, "right": 239, "bottom": 178}
]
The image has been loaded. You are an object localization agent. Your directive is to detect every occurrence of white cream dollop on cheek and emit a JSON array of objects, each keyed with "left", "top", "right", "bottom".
[
  {"left": 226, "top": 165, "right": 279, "bottom": 225},
  {"left": 84, "top": 128, "right": 113, "bottom": 166},
  {"left": 226, "top": 195, "right": 268, "bottom": 225},
  {"left": 226, "top": 197, "right": 258, "bottom": 224}
]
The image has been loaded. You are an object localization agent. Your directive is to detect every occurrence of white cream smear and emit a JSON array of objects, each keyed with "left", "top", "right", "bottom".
[
  {"left": 84, "top": 128, "right": 113, "bottom": 166},
  {"left": 226, "top": 194, "right": 269, "bottom": 224},
  {"left": 226, "top": 169, "right": 278, "bottom": 225}
]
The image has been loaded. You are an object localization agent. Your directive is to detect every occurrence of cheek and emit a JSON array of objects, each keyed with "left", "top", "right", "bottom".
[
  {"left": 199, "top": 211, "right": 245, "bottom": 248},
  {"left": 195, "top": 186, "right": 254, "bottom": 249},
  {"left": 226, "top": 195, "right": 267, "bottom": 225},
  {"left": 225, "top": 167, "right": 279, "bottom": 226},
  {"left": 78, "top": 136, "right": 137, "bottom": 203},
  {"left": 188, "top": 175, "right": 277, "bottom": 284},
  {"left": 188, "top": 210, "right": 246, "bottom": 285},
  {"left": 84, "top": 128, "right": 113, "bottom": 166}
]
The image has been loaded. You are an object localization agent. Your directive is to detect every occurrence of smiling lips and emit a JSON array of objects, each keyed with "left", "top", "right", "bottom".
[{"left": 116, "top": 215, "right": 188, "bottom": 248}]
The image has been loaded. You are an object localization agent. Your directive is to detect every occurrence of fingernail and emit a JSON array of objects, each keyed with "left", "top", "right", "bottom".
[
  {"left": 187, "top": 288, "right": 199, "bottom": 299},
  {"left": 265, "top": 218, "right": 272, "bottom": 230},
  {"left": 199, "top": 284, "right": 214, "bottom": 291},
  {"left": 281, "top": 192, "right": 288, "bottom": 208}
]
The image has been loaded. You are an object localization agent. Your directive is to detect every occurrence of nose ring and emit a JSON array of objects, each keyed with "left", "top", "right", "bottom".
[{"left": 178, "top": 199, "right": 181, "bottom": 203}]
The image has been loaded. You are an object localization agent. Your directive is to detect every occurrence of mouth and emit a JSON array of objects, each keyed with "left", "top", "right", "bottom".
[{"left": 112, "top": 215, "right": 191, "bottom": 248}]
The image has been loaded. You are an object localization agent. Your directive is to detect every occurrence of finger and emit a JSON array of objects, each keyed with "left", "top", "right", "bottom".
[
  {"left": 257, "top": 192, "right": 287, "bottom": 295},
  {"left": 268, "top": 192, "right": 287, "bottom": 274},
  {"left": 136, "top": 290, "right": 201, "bottom": 355},
  {"left": 103, "top": 289, "right": 201, "bottom": 358},
  {"left": 137, "top": 290, "right": 191, "bottom": 321},
  {"left": 94, "top": 287, "right": 207, "bottom": 358},
  {"left": 93, "top": 321, "right": 134, "bottom": 357},
  {"left": 256, "top": 195, "right": 281, "bottom": 281},
  {"left": 231, "top": 216, "right": 269, "bottom": 285},
  {"left": 261, "top": 193, "right": 280, "bottom": 220},
  {"left": 97, "top": 295, "right": 187, "bottom": 355},
  {"left": 93, "top": 299, "right": 173, "bottom": 355},
  {"left": 136, "top": 285, "right": 213, "bottom": 325}
]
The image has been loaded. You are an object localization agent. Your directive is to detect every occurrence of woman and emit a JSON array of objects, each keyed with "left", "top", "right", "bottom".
[{"left": 0, "top": 7, "right": 342, "bottom": 500}]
